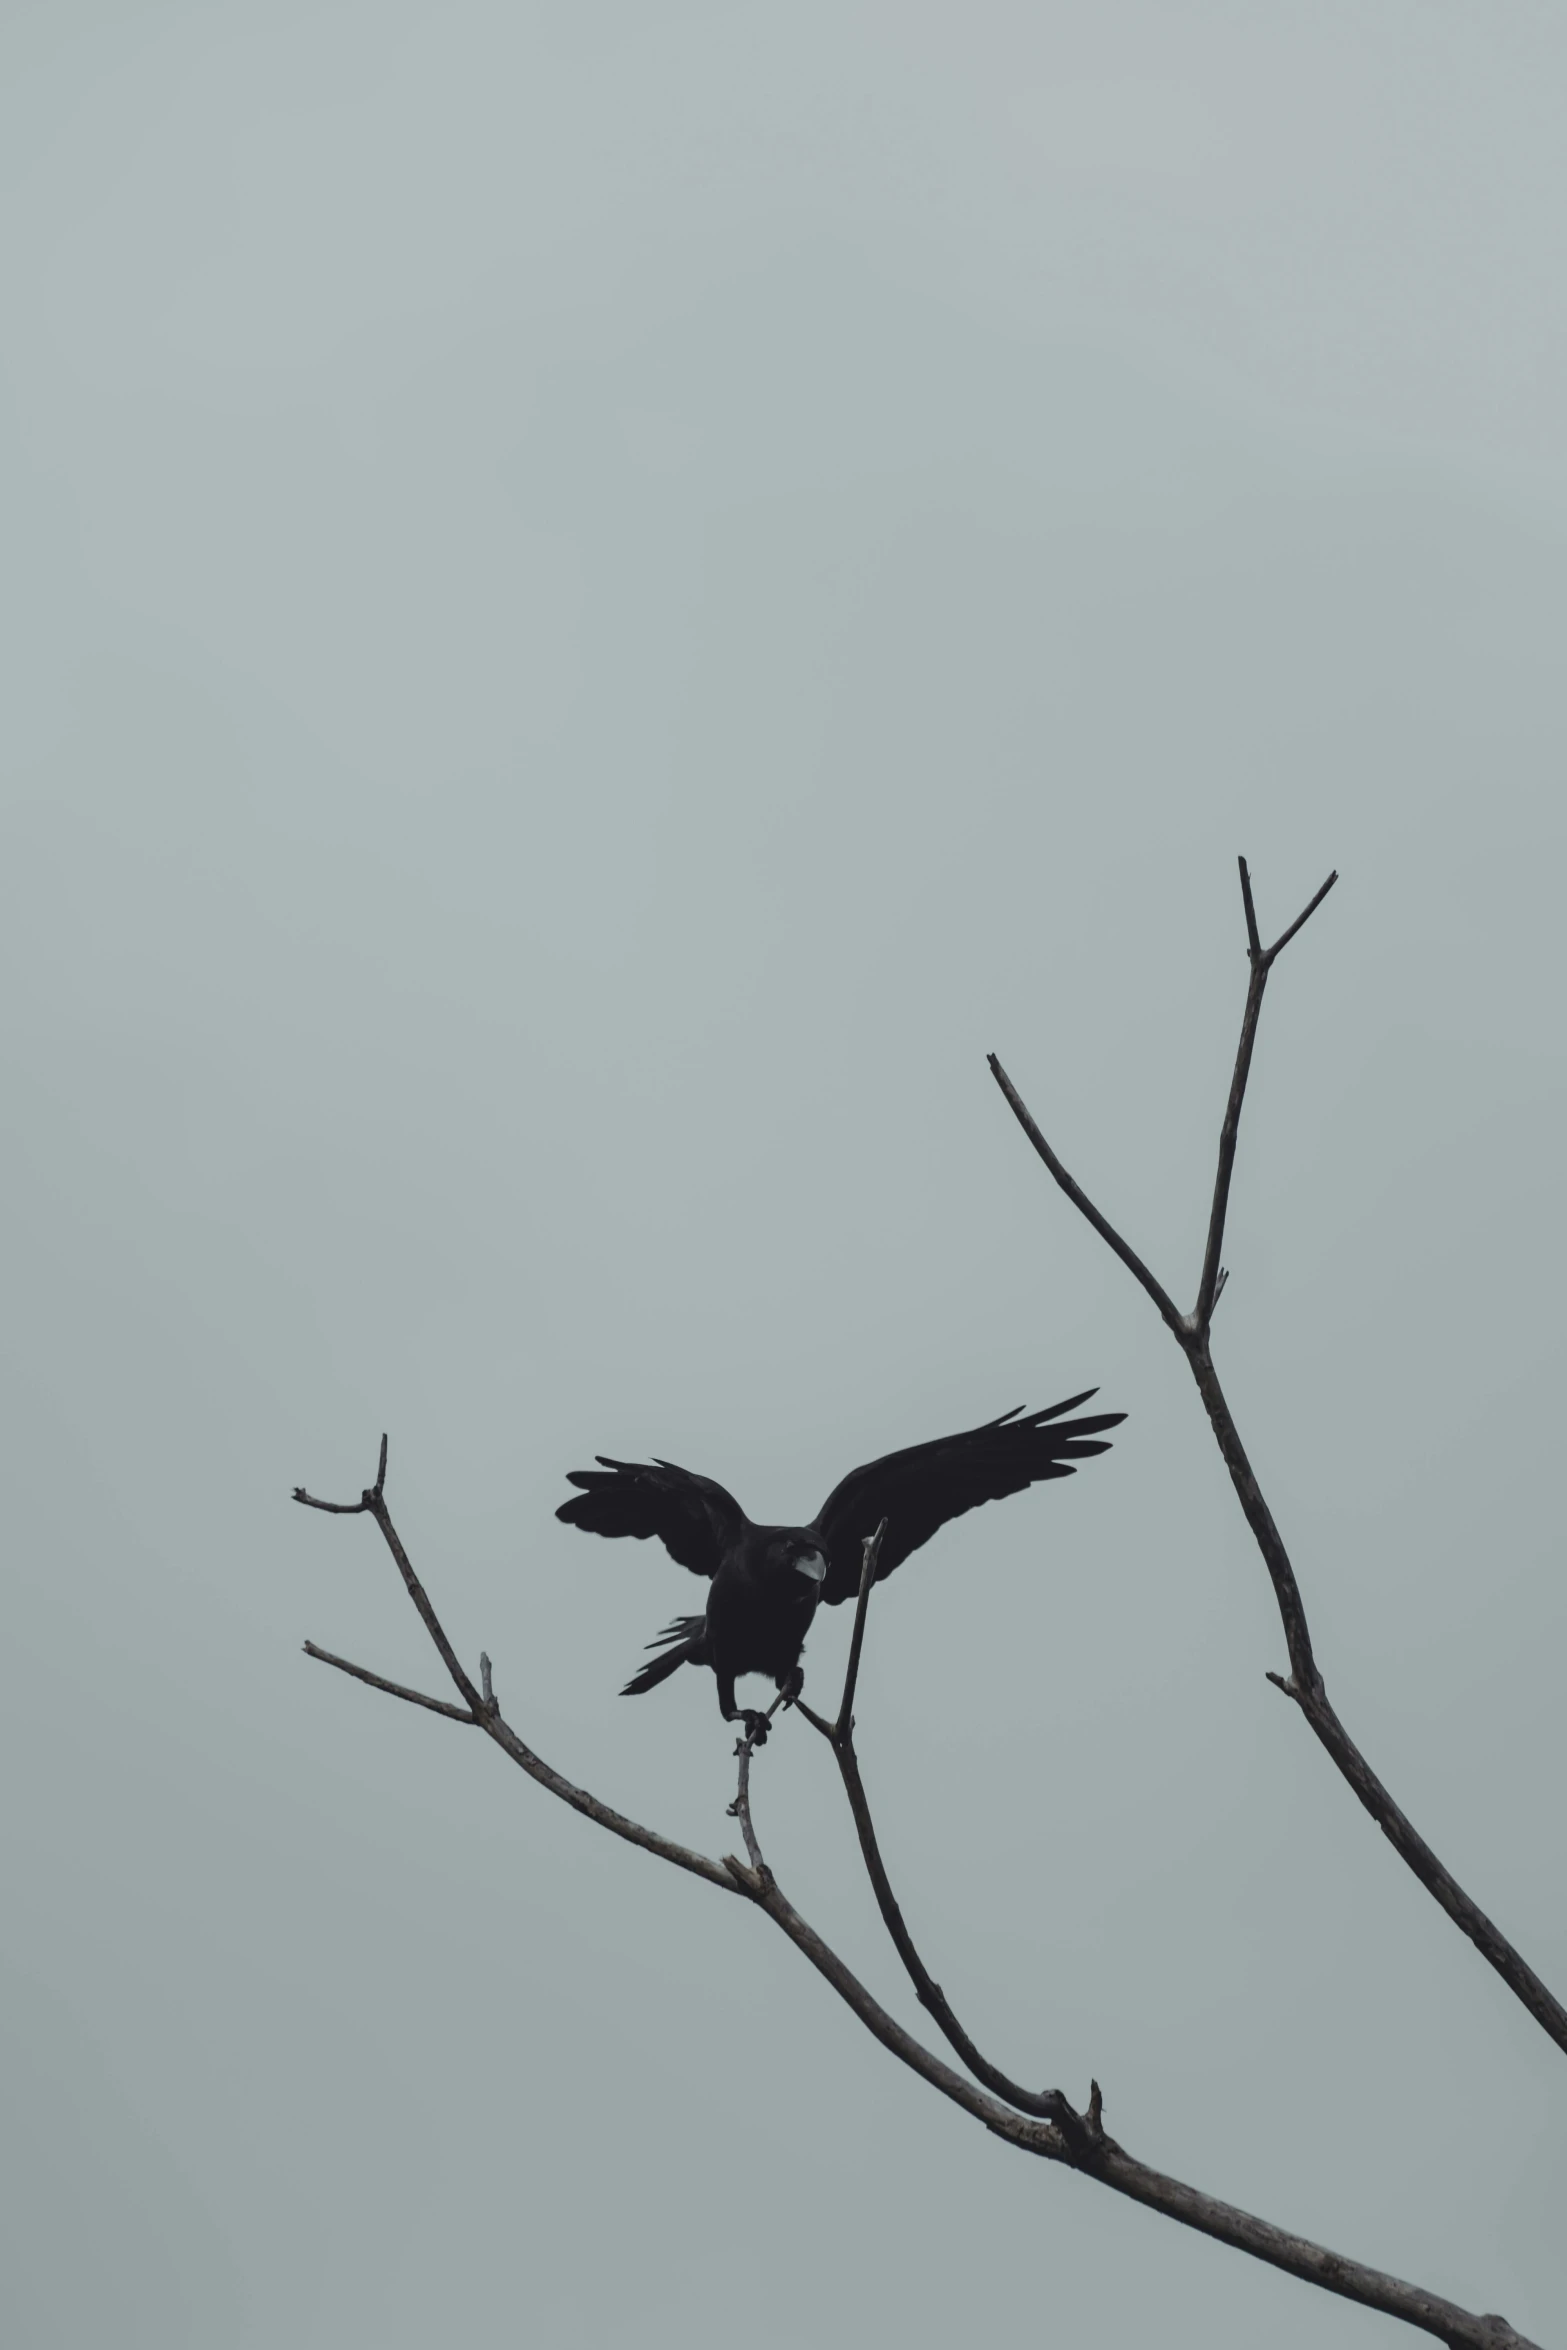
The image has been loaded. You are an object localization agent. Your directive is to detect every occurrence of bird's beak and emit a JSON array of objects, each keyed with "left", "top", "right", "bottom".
[{"left": 795, "top": 1549, "right": 827, "bottom": 1583}]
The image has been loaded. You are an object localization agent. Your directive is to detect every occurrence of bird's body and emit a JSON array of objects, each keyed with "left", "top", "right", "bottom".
[
  {"left": 627, "top": 1524, "right": 829, "bottom": 1729},
  {"left": 556, "top": 1392, "right": 1124, "bottom": 1737}
]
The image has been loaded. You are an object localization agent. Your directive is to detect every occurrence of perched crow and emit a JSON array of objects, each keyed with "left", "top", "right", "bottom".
[{"left": 556, "top": 1391, "right": 1124, "bottom": 1738}]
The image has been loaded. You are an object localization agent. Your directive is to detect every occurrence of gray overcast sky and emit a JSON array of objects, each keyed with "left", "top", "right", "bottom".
[{"left": 2, "top": 5, "right": 1565, "bottom": 2345}]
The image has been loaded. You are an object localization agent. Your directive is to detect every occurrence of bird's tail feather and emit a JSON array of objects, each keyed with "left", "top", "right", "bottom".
[{"left": 620, "top": 1615, "right": 706, "bottom": 1697}]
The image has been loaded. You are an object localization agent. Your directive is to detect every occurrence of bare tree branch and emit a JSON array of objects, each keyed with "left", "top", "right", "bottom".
[
  {"left": 726, "top": 1686, "right": 794, "bottom": 1879},
  {"left": 303, "top": 1640, "right": 476, "bottom": 1722},
  {"left": 987, "top": 1057, "right": 1188, "bottom": 1340},
  {"left": 733, "top": 1846, "right": 1538, "bottom": 2345},
  {"left": 798, "top": 1546, "right": 1089, "bottom": 2139},
  {"left": 295, "top": 1458, "right": 734, "bottom": 1894},
  {"left": 835, "top": 1520, "right": 886, "bottom": 1734},
  {"left": 1194, "top": 861, "right": 1338, "bottom": 1332},
  {"left": 297, "top": 1436, "right": 485, "bottom": 1717},
  {"left": 988, "top": 860, "right": 1567, "bottom": 2060},
  {"left": 295, "top": 1431, "right": 390, "bottom": 1513},
  {"left": 294, "top": 1439, "right": 1546, "bottom": 2348},
  {"left": 1266, "top": 865, "right": 1340, "bottom": 963},
  {"left": 1238, "top": 852, "right": 1264, "bottom": 958}
]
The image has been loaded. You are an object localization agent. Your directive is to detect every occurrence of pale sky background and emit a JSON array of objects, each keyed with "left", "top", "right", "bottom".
[{"left": 2, "top": 5, "right": 1565, "bottom": 2346}]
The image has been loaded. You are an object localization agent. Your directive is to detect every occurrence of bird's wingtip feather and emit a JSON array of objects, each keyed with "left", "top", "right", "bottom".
[{"left": 1033, "top": 1386, "right": 1099, "bottom": 1422}]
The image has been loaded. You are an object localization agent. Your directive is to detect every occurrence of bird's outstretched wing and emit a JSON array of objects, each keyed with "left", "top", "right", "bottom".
[
  {"left": 555, "top": 1456, "right": 746, "bottom": 1577},
  {"left": 810, "top": 1391, "right": 1125, "bottom": 1605}
]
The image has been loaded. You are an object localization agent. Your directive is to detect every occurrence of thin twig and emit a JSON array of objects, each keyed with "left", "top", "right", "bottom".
[
  {"left": 1194, "top": 862, "right": 1337, "bottom": 1330},
  {"left": 835, "top": 1521, "right": 886, "bottom": 1736},
  {"left": 303, "top": 1640, "right": 477, "bottom": 1722},
  {"left": 367, "top": 1496, "right": 485, "bottom": 1716},
  {"left": 1239, "top": 854, "right": 1263, "bottom": 958},
  {"left": 293, "top": 1437, "right": 484, "bottom": 1717},
  {"left": 295, "top": 1432, "right": 389, "bottom": 1515},
  {"left": 829, "top": 1723, "right": 1089, "bottom": 2138},
  {"left": 726, "top": 1689, "right": 791, "bottom": 1877},
  {"left": 1194, "top": 915, "right": 1267, "bottom": 1327},
  {"left": 990, "top": 861, "right": 1567, "bottom": 2060},
  {"left": 296, "top": 1440, "right": 733, "bottom": 1892},
  {"left": 1265, "top": 866, "right": 1338, "bottom": 963},
  {"left": 478, "top": 1704, "right": 735, "bottom": 1889},
  {"left": 1184, "top": 1345, "right": 1318, "bottom": 1685},
  {"left": 800, "top": 1547, "right": 1092, "bottom": 2141},
  {"left": 986, "top": 1055, "right": 1187, "bottom": 1339},
  {"left": 727, "top": 1736, "right": 766, "bottom": 1875}
]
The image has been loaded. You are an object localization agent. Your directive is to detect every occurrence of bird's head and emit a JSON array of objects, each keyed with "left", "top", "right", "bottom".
[{"left": 770, "top": 1532, "right": 827, "bottom": 1586}]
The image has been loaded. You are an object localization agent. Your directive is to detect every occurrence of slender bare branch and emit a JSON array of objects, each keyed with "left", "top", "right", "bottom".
[
  {"left": 367, "top": 1498, "right": 485, "bottom": 1715},
  {"left": 823, "top": 1722, "right": 1087, "bottom": 2132},
  {"left": 291, "top": 1439, "right": 484, "bottom": 1716},
  {"left": 726, "top": 1689, "right": 792, "bottom": 1877},
  {"left": 986, "top": 1054, "right": 1187, "bottom": 1338},
  {"left": 1195, "top": 949, "right": 1267, "bottom": 1329},
  {"left": 479, "top": 1701, "right": 738, "bottom": 1889},
  {"left": 303, "top": 1640, "right": 477, "bottom": 1722},
  {"left": 295, "top": 1441, "right": 735, "bottom": 1892},
  {"left": 294, "top": 1431, "right": 389, "bottom": 1514},
  {"left": 835, "top": 1521, "right": 886, "bottom": 1736},
  {"left": 1194, "top": 861, "right": 1337, "bottom": 1330},
  {"left": 727, "top": 1741, "right": 767, "bottom": 1876},
  {"left": 295, "top": 1437, "right": 1544, "bottom": 2347},
  {"left": 1264, "top": 865, "right": 1338, "bottom": 964},
  {"left": 799, "top": 1556, "right": 1091, "bottom": 2136},
  {"left": 1184, "top": 1344, "right": 1319, "bottom": 1686},
  {"left": 1239, "top": 853, "right": 1263, "bottom": 957},
  {"left": 990, "top": 861, "right": 1567, "bottom": 2059}
]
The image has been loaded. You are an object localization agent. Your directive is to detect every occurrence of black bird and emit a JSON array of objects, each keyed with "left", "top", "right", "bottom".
[{"left": 556, "top": 1390, "right": 1124, "bottom": 1738}]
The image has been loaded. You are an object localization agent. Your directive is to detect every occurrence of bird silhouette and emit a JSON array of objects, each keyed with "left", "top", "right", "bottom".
[{"left": 556, "top": 1391, "right": 1124, "bottom": 1738}]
